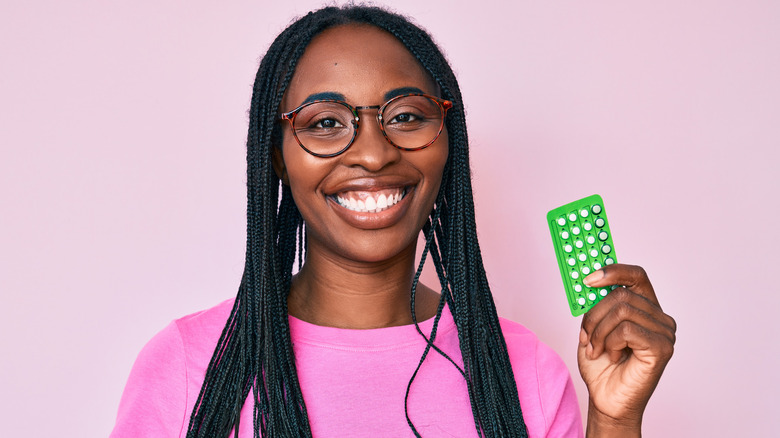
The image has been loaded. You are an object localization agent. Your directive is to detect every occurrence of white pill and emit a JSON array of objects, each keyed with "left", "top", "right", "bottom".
[
  {"left": 583, "top": 222, "right": 593, "bottom": 231},
  {"left": 599, "top": 231, "right": 608, "bottom": 241},
  {"left": 582, "top": 266, "right": 590, "bottom": 275},
  {"left": 557, "top": 217, "right": 566, "bottom": 226},
  {"left": 593, "top": 262, "right": 602, "bottom": 270},
  {"left": 580, "top": 209, "right": 589, "bottom": 217},
  {"left": 572, "top": 226, "right": 581, "bottom": 235},
  {"left": 586, "top": 235, "right": 595, "bottom": 244},
  {"left": 590, "top": 249, "right": 598, "bottom": 258},
  {"left": 574, "top": 284, "right": 583, "bottom": 292},
  {"left": 568, "top": 213, "right": 577, "bottom": 222},
  {"left": 575, "top": 240, "right": 584, "bottom": 248},
  {"left": 601, "top": 244, "right": 612, "bottom": 254},
  {"left": 561, "top": 230, "right": 570, "bottom": 239},
  {"left": 595, "top": 218, "right": 605, "bottom": 227},
  {"left": 605, "top": 257, "right": 615, "bottom": 265},
  {"left": 578, "top": 297, "right": 586, "bottom": 305},
  {"left": 567, "top": 257, "right": 576, "bottom": 266},
  {"left": 564, "top": 244, "right": 573, "bottom": 253},
  {"left": 588, "top": 293, "right": 597, "bottom": 301},
  {"left": 592, "top": 204, "right": 602, "bottom": 214},
  {"left": 599, "top": 288, "right": 608, "bottom": 296},
  {"left": 571, "top": 271, "right": 579, "bottom": 279},
  {"left": 578, "top": 253, "right": 587, "bottom": 261}
]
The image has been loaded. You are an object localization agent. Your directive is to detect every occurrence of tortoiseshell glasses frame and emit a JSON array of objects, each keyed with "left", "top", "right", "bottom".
[{"left": 279, "top": 93, "right": 453, "bottom": 158}]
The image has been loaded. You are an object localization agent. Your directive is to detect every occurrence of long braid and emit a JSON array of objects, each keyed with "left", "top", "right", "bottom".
[{"left": 187, "top": 5, "right": 528, "bottom": 437}]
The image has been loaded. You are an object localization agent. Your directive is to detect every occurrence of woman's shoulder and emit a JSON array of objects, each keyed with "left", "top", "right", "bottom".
[
  {"left": 496, "top": 315, "right": 572, "bottom": 382},
  {"left": 498, "top": 316, "right": 556, "bottom": 360},
  {"left": 497, "top": 315, "right": 584, "bottom": 437},
  {"left": 172, "top": 298, "right": 235, "bottom": 340},
  {"left": 111, "top": 299, "right": 237, "bottom": 437}
]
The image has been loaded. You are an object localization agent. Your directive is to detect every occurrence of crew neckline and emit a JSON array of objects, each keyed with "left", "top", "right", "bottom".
[{"left": 288, "top": 304, "right": 456, "bottom": 351}]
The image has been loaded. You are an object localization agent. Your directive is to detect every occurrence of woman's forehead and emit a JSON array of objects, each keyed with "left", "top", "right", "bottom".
[{"left": 283, "top": 24, "right": 437, "bottom": 108}]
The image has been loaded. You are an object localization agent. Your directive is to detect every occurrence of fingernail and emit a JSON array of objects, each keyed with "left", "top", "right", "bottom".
[
  {"left": 579, "top": 328, "right": 588, "bottom": 345},
  {"left": 583, "top": 270, "right": 603, "bottom": 287}
]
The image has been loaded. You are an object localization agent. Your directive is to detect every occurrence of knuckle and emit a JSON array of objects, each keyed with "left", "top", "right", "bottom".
[
  {"left": 668, "top": 315, "right": 678, "bottom": 333},
  {"left": 611, "top": 287, "right": 632, "bottom": 302},
  {"left": 617, "top": 320, "right": 635, "bottom": 337},
  {"left": 658, "top": 340, "right": 675, "bottom": 361},
  {"left": 629, "top": 265, "right": 648, "bottom": 284},
  {"left": 665, "top": 342, "right": 675, "bottom": 359},
  {"left": 614, "top": 301, "right": 635, "bottom": 320}
]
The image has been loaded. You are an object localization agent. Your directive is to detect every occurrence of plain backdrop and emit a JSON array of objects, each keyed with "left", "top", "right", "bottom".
[{"left": 1, "top": 1, "right": 778, "bottom": 436}]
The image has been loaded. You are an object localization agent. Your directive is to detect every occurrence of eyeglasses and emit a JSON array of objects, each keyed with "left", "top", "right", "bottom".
[{"left": 279, "top": 93, "right": 453, "bottom": 158}]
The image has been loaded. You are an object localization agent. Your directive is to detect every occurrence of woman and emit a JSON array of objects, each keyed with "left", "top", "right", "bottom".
[{"left": 112, "top": 5, "right": 675, "bottom": 437}]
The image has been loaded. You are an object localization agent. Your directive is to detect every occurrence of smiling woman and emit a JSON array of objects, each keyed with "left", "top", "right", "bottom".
[{"left": 111, "top": 5, "right": 675, "bottom": 438}]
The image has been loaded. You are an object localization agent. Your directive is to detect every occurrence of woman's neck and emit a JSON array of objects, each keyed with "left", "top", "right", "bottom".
[{"left": 287, "top": 240, "right": 440, "bottom": 329}]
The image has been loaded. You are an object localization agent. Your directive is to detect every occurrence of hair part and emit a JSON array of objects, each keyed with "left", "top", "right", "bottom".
[{"left": 186, "top": 5, "right": 528, "bottom": 437}]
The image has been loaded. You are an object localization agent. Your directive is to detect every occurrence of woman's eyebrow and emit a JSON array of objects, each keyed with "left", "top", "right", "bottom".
[
  {"left": 301, "top": 91, "right": 346, "bottom": 105},
  {"left": 384, "top": 87, "right": 426, "bottom": 101},
  {"left": 299, "top": 87, "right": 427, "bottom": 106}
]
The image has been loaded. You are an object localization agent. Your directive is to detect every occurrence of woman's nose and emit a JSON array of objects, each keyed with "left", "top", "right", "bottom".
[{"left": 340, "top": 112, "right": 401, "bottom": 171}]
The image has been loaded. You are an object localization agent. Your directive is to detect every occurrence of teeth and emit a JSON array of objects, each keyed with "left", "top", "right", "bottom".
[
  {"left": 334, "top": 188, "right": 406, "bottom": 213},
  {"left": 365, "top": 196, "right": 377, "bottom": 212}
]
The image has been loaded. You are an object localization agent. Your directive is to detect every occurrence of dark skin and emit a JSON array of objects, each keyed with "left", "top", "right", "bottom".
[
  {"left": 273, "top": 24, "right": 676, "bottom": 436},
  {"left": 580, "top": 264, "right": 676, "bottom": 437},
  {"left": 273, "top": 24, "right": 444, "bottom": 329}
]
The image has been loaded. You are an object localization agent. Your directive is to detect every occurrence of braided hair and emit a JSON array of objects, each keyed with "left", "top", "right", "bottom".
[{"left": 186, "top": 5, "right": 528, "bottom": 437}]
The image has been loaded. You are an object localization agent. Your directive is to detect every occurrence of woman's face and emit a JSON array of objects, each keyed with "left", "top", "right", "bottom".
[{"left": 275, "top": 24, "right": 449, "bottom": 264}]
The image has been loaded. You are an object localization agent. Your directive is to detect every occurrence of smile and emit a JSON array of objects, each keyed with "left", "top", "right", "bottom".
[{"left": 333, "top": 187, "right": 407, "bottom": 213}]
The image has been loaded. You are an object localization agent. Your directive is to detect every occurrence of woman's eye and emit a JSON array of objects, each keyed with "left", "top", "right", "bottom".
[
  {"left": 388, "top": 113, "right": 420, "bottom": 124},
  {"left": 313, "top": 118, "right": 344, "bottom": 129}
]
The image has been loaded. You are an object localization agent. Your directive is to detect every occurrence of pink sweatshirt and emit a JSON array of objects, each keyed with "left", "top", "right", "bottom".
[{"left": 112, "top": 299, "right": 583, "bottom": 437}]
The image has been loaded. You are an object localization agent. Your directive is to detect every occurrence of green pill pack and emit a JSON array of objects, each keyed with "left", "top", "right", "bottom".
[{"left": 547, "top": 194, "right": 617, "bottom": 316}]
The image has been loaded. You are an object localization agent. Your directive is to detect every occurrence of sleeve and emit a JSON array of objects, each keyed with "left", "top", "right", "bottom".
[
  {"left": 500, "top": 317, "right": 584, "bottom": 438},
  {"left": 533, "top": 340, "right": 584, "bottom": 438},
  {"left": 110, "top": 321, "right": 189, "bottom": 438}
]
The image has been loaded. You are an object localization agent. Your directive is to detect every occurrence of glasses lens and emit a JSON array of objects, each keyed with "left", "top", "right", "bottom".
[
  {"left": 382, "top": 96, "right": 445, "bottom": 149},
  {"left": 292, "top": 102, "right": 355, "bottom": 156}
]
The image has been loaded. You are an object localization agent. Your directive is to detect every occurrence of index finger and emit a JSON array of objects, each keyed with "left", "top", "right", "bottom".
[{"left": 583, "top": 263, "right": 661, "bottom": 308}]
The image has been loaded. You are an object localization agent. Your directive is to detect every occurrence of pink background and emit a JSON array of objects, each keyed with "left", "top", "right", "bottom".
[{"left": 1, "top": 1, "right": 778, "bottom": 436}]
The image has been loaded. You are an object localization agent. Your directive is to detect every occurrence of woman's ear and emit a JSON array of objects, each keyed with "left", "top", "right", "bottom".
[{"left": 271, "top": 146, "right": 290, "bottom": 185}]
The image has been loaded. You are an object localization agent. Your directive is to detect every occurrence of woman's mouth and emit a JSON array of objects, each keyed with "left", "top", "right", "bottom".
[{"left": 332, "top": 187, "right": 408, "bottom": 213}]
